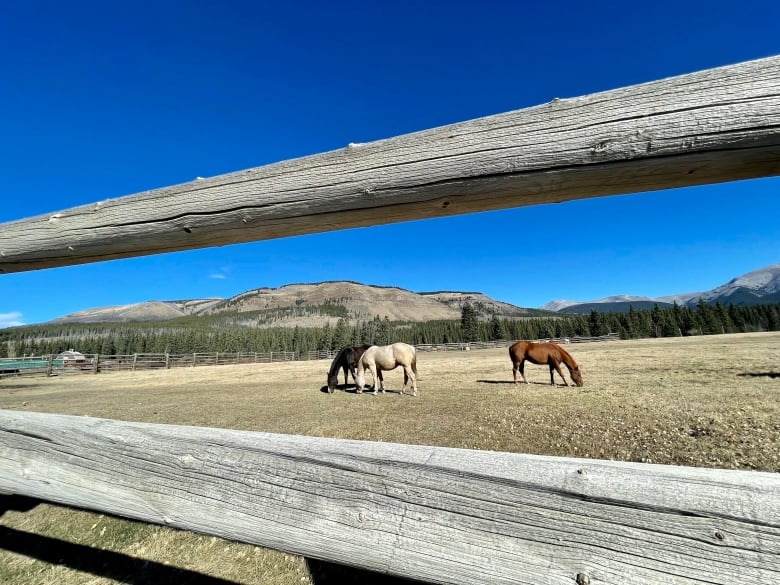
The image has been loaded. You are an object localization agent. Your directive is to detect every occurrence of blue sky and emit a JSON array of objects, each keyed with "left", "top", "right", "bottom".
[{"left": 1, "top": 1, "right": 779, "bottom": 327}]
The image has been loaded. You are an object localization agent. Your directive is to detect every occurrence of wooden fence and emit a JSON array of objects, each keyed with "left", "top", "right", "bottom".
[
  {"left": 0, "top": 335, "right": 619, "bottom": 380},
  {"left": 1, "top": 56, "right": 780, "bottom": 584}
]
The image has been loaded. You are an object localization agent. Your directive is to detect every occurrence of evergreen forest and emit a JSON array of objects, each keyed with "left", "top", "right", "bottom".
[{"left": 1, "top": 301, "right": 778, "bottom": 358}]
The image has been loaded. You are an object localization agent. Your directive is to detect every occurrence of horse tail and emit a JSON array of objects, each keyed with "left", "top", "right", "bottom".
[{"left": 412, "top": 354, "right": 418, "bottom": 377}]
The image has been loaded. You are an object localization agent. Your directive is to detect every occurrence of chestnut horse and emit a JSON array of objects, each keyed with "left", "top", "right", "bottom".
[
  {"left": 355, "top": 343, "right": 418, "bottom": 396},
  {"left": 509, "top": 341, "right": 583, "bottom": 387},
  {"left": 326, "top": 345, "right": 382, "bottom": 393}
]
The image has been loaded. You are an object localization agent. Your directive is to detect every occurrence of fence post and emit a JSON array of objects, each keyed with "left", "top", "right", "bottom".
[
  {"left": 46, "top": 355, "right": 54, "bottom": 377},
  {"left": 92, "top": 354, "right": 100, "bottom": 374},
  {"left": 165, "top": 352, "right": 170, "bottom": 369}
]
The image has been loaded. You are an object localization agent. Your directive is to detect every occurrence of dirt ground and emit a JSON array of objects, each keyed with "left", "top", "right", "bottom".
[{"left": 1, "top": 332, "right": 778, "bottom": 584}]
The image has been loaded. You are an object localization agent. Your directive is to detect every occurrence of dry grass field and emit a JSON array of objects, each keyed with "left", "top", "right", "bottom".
[{"left": 1, "top": 332, "right": 778, "bottom": 584}]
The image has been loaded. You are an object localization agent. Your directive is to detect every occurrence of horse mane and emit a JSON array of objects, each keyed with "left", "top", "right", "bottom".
[
  {"left": 328, "top": 346, "right": 351, "bottom": 377},
  {"left": 555, "top": 344, "right": 578, "bottom": 370}
]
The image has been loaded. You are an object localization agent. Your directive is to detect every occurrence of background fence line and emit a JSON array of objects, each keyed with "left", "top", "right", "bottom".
[{"left": 0, "top": 334, "right": 619, "bottom": 380}]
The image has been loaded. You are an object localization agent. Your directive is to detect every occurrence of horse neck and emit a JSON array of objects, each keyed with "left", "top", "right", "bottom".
[
  {"left": 557, "top": 347, "right": 577, "bottom": 369},
  {"left": 328, "top": 349, "right": 348, "bottom": 376}
]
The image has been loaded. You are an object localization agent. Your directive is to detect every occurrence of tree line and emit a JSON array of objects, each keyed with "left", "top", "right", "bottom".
[{"left": 2, "top": 301, "right": 778, "bottom": 358}]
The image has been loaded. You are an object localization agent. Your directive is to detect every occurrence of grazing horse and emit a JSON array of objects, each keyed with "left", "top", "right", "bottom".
[
  {"left": 355, "top": 343, "right": 418, "bottom": 396},
  {"left": 326, "top": 345, "right": 382, "bottom": 393},
  {"left": 509, "top": 341, "right": 584, "bottom": 387}
]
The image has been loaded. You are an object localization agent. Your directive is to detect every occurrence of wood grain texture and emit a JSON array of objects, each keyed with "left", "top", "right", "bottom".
[
  {"left": 2, "top": 56, "right": 780, "bottom": 273},
  {"left": 0, "top": 410, "right": 777, "bottom": 584}
]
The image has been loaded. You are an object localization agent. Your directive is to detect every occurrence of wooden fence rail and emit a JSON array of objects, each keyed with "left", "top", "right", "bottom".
[
  {"left": 0, "top": 351, "right": 299, "bottom": 379},
  {"left": 1, "top": 56, "right": 780, "bottom": 583},
  {"left": 0, "top": 411, "right": 778, "bottom": 585},
  {"left": 1, "top": 56, "right": 780, "bottom": 274}
]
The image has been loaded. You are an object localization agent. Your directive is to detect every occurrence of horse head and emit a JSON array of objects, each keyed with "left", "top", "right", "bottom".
[
  {"left": 570, "top": 366, "right": 584, "bottom": 387},
  {"left": 326, "top": 371, "right": 338, "bottom": 393}
]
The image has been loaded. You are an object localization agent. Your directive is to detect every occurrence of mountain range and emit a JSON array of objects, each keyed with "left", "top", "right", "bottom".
[
  {"left": 540, "top": 263, "right": 780, "bottom": 313},
  {"left": 48, "top": 281, "right": 543, "bottom": 327},
  {"left": 46, "top": 263, "right": 780, "bottom": 326}
]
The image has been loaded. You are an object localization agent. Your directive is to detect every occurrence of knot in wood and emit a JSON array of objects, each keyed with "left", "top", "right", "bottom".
[{"left": 576, "top": 573, "right": 590, "bottom": 585}]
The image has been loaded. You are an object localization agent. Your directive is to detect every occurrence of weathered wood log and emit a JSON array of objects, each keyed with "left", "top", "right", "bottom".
[
  {"left": 0, "top": 410, "right": 777, "bottom": 584},
  {"left": 2, "top": 56, "right": 780, "bottom": 273}
]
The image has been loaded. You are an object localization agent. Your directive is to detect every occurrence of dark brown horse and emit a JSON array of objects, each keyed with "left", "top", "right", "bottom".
[
  {"left": 326, "top": 345, "right": 382, "bottom": 393},
  {"left": 508, "top": 341, "right": 583, "bottom": 387}
]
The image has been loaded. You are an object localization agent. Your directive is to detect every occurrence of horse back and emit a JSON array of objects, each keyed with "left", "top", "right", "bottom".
[
  {"left": 351, "top": 345, "right": 372, "bottom": 366},
  {"left": 510, "top": 341, "right": 565, "bottom": 365}
]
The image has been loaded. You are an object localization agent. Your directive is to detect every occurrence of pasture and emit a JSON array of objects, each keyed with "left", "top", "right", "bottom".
[{"left": 1, "top": 332, "right": 778, "bottom": 584}]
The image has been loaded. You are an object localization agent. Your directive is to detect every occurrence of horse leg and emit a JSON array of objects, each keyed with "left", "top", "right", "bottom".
[
  {"left": 549, "top": 359, "right": 568, "bottom": 386},
  {"left": 355, "top": 363, "right": 365, "bottom": 394},
  {"left": 342, "top": 365, "right": 350, "bottom": 387},
  {"left": 518, "top": 360, "right": 529, "bottom": 384},
  {"left": 348, "top": 365, "right": 358, "bottom": 387},
  {"left": 370, "top": 365, "right": 381, "bottom": 395},
  {"left": 402, "top": 365, "right": 417, "bottom": 396}
]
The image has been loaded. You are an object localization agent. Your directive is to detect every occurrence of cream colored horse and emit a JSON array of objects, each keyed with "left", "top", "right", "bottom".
[{"left": 355, "top": 343, "right": 418, "bottom": 396}]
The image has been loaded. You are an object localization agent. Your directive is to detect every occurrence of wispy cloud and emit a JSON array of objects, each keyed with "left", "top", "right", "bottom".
[
  {"left": 0, "top": 312, "right": 24, "bottom": 328},
  {"left": 209, "top": 273, "right": 227, "bottom": 280}
]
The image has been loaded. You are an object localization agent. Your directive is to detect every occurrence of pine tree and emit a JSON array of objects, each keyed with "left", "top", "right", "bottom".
[
  {"left": 377, "top": 316, "right": 391, "bottom": 345},
  {"left": 333, "top": 318, "right": 350, "bottom": 350},
  {"left": 489, "top": 315, "right": 504, "bottom": 340},
  {"left": 460, "top": 303, "right": 479, "bottom": 342},
  {"left": 588, "top": 309, "right": 603, "bottom": 337},
  {"left": 696, "top": 300, "right": 720, "bottom": 334}
]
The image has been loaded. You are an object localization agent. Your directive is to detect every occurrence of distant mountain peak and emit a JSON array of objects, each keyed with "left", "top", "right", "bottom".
[
  {"left": 539, "top": 300, "right": 581, "bottom": 312},
  {"left": 542, "top": 262, "right": 780, "bottom": 313},
  {"left": 723, "top": 262, "right": 780, "bottom": 292}
]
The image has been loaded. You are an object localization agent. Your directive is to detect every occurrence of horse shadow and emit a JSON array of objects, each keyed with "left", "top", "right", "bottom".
[
  {"left": 476, "top": 379, "right": 516, "bottom": 385},
  {"left": 738, "top": 372, "right": 780, "bottom": 378},
  {"left": 320, "top": 384, "right": 359, "bottom": 394},
  {"left": 319, "top": 385, "right": 406, "bottom": 395}
]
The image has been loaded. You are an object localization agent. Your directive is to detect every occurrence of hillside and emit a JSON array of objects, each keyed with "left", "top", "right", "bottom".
[
  {"left": 49, "top": 299, "right": 223, "bottom": 324},
  {"left": 47, "top": 281, "right": 539, "bottom": 328}
]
